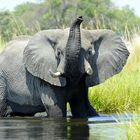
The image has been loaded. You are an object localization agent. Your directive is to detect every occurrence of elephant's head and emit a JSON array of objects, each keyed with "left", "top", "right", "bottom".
[
  {"left": 23, "top": 16, "right": 129, "bottom": 87},
  {"left": 23, "top": 16, "right": 83, "bottom": 87}
]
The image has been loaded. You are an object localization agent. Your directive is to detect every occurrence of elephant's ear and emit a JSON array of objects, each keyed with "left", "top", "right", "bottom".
[
  {"left": 86, "top": 30, "right": 129, "bottom": 86},
  {"left": 23, "top": 30, "right": 66, "bottom": 86}
]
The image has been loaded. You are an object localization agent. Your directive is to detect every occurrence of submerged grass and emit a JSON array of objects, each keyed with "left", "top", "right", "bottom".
[
  {"left": 125, "top": 116, "right": 140, "bottom": 140},
  {"left": 89, "top": 35, "right": 140, "bottom": 114}
]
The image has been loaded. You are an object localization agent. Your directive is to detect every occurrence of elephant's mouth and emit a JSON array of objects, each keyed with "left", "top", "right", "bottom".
[
  {"left": 65, "top": 76, "right": 81, "bottom": 87},
  {"left": 50, "top": 69, "right": 93, "bottom": 87},
  {"left": 50, "top": 67, "right": 93, "bottom": 79}
]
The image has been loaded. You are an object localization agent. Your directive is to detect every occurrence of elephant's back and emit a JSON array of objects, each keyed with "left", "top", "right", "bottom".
[
  {"left": 0, "top": 36, "right": 43, "bottom": 106},
  {"left": 0, "top": 36, "right": 31, "bottom": 63},
  {"left": 0, "top": 36, "right": 31, "bottom": 80},
  {"left": 0, "top": 36, "right": 31, "bottom": 92},
  {"left": 0, "top": 36, "right": 31, "bottom": 72}
]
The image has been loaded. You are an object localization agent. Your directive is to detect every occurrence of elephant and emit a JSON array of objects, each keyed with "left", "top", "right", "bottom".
[{"left": 0, "top": 16, "right": 129, "bottom": 118}]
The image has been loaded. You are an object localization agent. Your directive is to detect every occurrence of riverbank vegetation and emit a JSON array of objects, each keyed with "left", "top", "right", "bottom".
[{"left": 1, "top": 0, "right": 140, "bottom": 42}]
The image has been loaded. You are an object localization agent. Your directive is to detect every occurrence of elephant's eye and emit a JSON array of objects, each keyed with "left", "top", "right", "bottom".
[
  {"left": 56, "top": 48, "right": 62, "bottom": 58},
  {"left": 86, "top": 48, "right": 92, "bottom": 58},
  {"left": 48, "top": 38, "right": 56, "bottom": 48}
]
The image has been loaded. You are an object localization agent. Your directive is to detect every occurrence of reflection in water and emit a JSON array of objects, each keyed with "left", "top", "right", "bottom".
[
  {"left": 0, "top": 119, "right": 67, "bottom": 140},
  {"left": 0, "top": 114, "right": 134, "bottom": 140},
  {"left": 67, "top": 119, "right": 89, "bottom": 140},
  {"left": 0, "top": 118, "right": 89, "bottom": 140}
]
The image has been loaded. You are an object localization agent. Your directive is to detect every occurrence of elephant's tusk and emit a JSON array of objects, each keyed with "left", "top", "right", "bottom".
[
  {"left": 50, "top": 71, "right": 62, "bottom": 78},
  {"left": 86, "top": 68, "right": 93, "bottom": 75}
]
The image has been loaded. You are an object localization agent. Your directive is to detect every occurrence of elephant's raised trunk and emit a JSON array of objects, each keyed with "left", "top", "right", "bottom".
[{"left": 65, "top": 16, "right": 83, "bottom": 82}]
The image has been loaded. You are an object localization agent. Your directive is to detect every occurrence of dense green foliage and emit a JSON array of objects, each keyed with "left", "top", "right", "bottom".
[{"left": 1, "top": 0, "right": 140, "bottom": 41}]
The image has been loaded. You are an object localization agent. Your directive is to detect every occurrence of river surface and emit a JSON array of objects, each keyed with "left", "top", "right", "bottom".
[{"left": 0, "top": 113, "right": 136, "bottom": 140}]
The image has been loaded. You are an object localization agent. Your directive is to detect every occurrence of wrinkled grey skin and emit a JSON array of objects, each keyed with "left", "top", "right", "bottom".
[{"left": 0, "top": 17, "right": 129, "bottom": 118}]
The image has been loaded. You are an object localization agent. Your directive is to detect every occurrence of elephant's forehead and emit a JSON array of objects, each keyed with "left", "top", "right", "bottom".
[
  {"left": 42, "top": 28, "right": 92, "bottom": 50},
  {"left": 41, "top": 29, "right": 69, "bottom": 49},
  {"left": 81, "top": 31, "right": 92, "bottom": 49},
  {"left": 58, "top": 30, "right": 69, "bottom": 49},
  {"left": 63, "top": 28, "right": 92, "bottom": 50}
]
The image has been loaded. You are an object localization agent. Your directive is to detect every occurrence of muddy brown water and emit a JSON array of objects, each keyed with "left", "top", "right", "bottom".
[{"left": 0, "top": 113, "right": 135, "bottom": 140}]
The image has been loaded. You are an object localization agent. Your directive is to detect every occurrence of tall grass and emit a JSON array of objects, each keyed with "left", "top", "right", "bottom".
[{"left": 89, "top": 34, "right": 140, "bottom": 114}]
